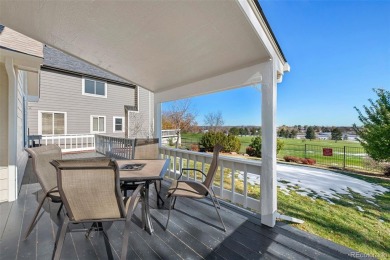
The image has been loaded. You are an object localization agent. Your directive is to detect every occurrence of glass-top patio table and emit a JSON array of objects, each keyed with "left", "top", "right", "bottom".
[{"left": 117, "top": 159, "right": 170, "bottom": 234}]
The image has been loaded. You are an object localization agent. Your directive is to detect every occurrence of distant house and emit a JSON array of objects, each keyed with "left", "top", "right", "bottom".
[{"left": 28, "top": 45, "right": 154, "bottom": 139}]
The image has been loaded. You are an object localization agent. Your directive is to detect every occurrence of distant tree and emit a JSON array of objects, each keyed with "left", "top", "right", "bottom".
[
  {"left": 162, "top": 99, "right": 197, "bottom": 147},
  {"left": 229, "top": 127, "right": 239, "bottom": 136},
  {"left": 353, "top": 88, "right": 390, "bottom": 162},
  {"left": 297, "top": 125, "right": 302, "bottom": 131},
  {"left": 285, "top": 129, "right": 290, "bottom": 138},
  {"left": 305, "top": 126, "right": 316, "bottom": 140},
  {"left": 331, "top": 127, "right": 343, "bottom": 142},
  {"left": 278, "top": 128, "right": 286, "bottom": 138},
  {"left": 204, "top": 111, "right": 224, "bottom": 132},
  {"left": 289, "top": 129, "right": 298, "bottom": 138}
]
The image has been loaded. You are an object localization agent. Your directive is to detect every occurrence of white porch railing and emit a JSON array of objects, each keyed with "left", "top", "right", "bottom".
[
  {"left": 159, "top": 146, "right": 262, "bottom": 212},
  {"left": 41, "top": 134, "right": 95, "bottom": 153}
]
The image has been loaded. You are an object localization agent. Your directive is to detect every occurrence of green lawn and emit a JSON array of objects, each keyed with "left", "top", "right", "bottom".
[
  {"left": 170, "top": 156, "right": 390, "bottom": 259},
  {"left": 277, "top": 174, "right": 389, "bottom": 260}
]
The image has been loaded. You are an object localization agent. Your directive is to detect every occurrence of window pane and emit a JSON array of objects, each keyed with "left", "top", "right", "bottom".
[
  {"left": 54, "top": 113, "right": 65, "bottom": 134},
  {"left": 85, "top": 79, "right": 95, "bottom": 94},
  {"left": 95, "top": 82, "right": 105, "bottom": 96},
  {"left": 93, "top": 117, "right": 98, "bottom": 131},
  {"left": 99, "top": 117, "right": 104, "bottom": 132},
  {"left": 115, "top": 118, "right": 122, "bottom": 131},
  {"left": 42, "top": 113, "right": 53, "bottom": 134}
]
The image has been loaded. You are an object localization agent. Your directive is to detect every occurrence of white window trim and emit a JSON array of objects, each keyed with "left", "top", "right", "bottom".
[
  {"left": 38, "top": 110, "right": 67, "bottom": 135},
  {"left": 113, "top": 116, "right": 125, "bottom": 133},
  {"left": 90, "top": 115, "right": 106, "bottom": 133},
  {"left": 82, "top": 77, "right": 107, "bottom": 98}
]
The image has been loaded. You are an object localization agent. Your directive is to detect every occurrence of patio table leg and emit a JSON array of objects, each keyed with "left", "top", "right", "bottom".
[{"left": 144, "top": 181, "right": 154, "bottom": 234}]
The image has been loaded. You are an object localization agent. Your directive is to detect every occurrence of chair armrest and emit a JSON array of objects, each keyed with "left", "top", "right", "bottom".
[{"left": 179, "top": 168, "right": 206, "bottom": 180}]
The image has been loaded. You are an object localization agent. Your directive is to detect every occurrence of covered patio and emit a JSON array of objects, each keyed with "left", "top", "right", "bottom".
[
  {"left": 0, "top": 0, "right": 287, "bottom": 227},
  {"left": 0, "top": 0, "right": 360, "bottom": 259},
  {"left": 0, "top": 153, "right": 355, "bottom": 259}
]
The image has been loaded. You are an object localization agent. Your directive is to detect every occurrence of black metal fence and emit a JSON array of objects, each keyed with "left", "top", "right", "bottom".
[{"left": 278, "top": 144, "right": 382, "bottom": 172}]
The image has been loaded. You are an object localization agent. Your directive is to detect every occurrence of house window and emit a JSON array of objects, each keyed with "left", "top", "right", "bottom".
[
  {"left": 91, "top": 115, "right": 106, "bottom": 133},
  {"left": 40, "top": 111, "right": 66, "bottom": 135},
  {"left": 83, "top": 78, "right": 107, "bottom": 97},
  {"left": 113, "top": 117, "right": 124, "bottom": 132}
]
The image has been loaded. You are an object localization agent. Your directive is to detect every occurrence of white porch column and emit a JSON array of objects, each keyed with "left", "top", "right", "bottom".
[
  {"left": 261, "top": 61, "right": 277, "bottom": 227},
  {"left": 5, "top": 57, "right": 18, "bottom": 201},
  {"left": 154, "top": 102, "right": 162, "bottom": 144}
]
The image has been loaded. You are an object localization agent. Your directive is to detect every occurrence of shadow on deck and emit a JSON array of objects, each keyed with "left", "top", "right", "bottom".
[{"left": 0, "top": 153, "right": 358, "bottom": 259}]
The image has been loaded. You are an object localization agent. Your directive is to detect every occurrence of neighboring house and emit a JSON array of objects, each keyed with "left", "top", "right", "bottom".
[
  {"left": 28, "top": 45, "right": 154, "bottom": 139},
  {"left": 0, "top": 25, "right": 42, "bottom": 202}
]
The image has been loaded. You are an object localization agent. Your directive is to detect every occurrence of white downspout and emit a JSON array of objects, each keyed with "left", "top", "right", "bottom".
[{"left": 5, "top": 57, "right": 18, "bottom": 201}]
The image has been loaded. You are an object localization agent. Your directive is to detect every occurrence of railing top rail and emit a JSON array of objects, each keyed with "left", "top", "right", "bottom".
[
  {"left": 95, "top": 134, "right": 133, "bottom": 141},
  {"left": 160, "top": 146, "right": 262, "bottom": 166},
  {"left": 41, "top": 133, "right": 94, "bottom": 137}
]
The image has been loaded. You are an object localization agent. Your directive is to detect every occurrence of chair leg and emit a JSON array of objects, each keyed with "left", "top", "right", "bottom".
[
  {"left": 101, "top": 223, "right": 114, "bottom": 260},
  {"left": 209, "top": 194, "right": 226, "bottom": 232},
  {"left": 165, "top": 197, "right": 173, "bottom": 230},
  {"left": 24, "top": 195, "right": 47, "bottom": 240},
  {"left": 154, "top": 181, "right": 164, "bottom": 206},
  {"left": 56, "top": 203, "right": 63, "bottom": 215},
  {"left": 210, "top": 187, "right": 221, "bottom": 209},
  {"left": 53, "top": 216, "right": 69, "bottom": 260},
  {"left": 172, "top": 197, "right": 177, "bottom": 209}
]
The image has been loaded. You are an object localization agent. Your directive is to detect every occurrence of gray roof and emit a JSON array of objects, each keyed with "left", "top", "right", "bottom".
[{"left": 43, "top": 45, "right": 132, "bottom": 85}]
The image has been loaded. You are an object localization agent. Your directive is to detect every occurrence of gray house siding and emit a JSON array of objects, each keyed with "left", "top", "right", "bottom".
[{"left": 28, "top": 69, "right": 137, "bottom": 137}]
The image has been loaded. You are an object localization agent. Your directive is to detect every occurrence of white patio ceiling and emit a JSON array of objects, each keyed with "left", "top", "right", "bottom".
[
  {"left": 0, "top": 0, "right": 288, "bottom": 102},
  {"left": 0, "top": 0, "right": 290, "bottom": 227}
]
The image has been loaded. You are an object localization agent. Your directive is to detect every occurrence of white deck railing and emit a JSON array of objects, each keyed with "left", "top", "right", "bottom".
[
  {"left": 41, "top": 134, "right": 95, "bottom": 153},
  {"left": 159, "top": 146, "right": 262, "bottom": 212}
]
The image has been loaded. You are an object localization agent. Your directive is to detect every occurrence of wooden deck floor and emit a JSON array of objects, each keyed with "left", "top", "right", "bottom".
[{"left": 0, "top": 156, "right": 358, "bottom": 260}]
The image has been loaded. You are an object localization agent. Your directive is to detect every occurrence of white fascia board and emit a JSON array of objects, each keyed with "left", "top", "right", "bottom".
[
  {"left": 238, "top": 0, "right": 290, "bottom": 76},
  {"left": 0, "top": 48, "right": 42, "bottom": 71},
  {"left": 155, "top": 62, "right": 268, "bottom": 103}
]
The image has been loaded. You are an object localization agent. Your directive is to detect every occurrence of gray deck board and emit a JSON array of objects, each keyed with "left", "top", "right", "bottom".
[{"left": 0, "top": 155, "right": 359, "bottom": 260}]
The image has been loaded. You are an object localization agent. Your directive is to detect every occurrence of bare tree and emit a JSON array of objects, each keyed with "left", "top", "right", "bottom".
[
  {"left": 204, "top": 111, "right": 224, "bottom": 132},
  {"left": 162, "top": 99, "right": 197, "bottom": 147}
]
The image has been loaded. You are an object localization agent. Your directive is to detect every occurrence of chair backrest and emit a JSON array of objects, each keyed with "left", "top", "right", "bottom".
[
  {"left": 203, "top": 144, "right": 223, "bottom": 188},
  {"left": 25, "top": 144, "right": 62, "bottom": 194},
  {"left": 51, "top": 158, "right": 126, "bottom": 221},
  {"left": 133, "top": 138, "right": 159, "bottom": 159}
]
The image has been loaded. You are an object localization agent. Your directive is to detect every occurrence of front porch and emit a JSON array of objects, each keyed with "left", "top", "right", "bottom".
[{"left": 0, "top": 153, "right": 356, "bottom": 260}]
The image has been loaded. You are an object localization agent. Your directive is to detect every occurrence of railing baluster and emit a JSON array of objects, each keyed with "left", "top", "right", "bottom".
[
  {"left": 243, "top": 164, "right": 248, "bottom": 208},
  {"left": 220, "top": 161, "right": 224, "bottom": 200},
  {"left": 231, "top": 163, "right": 235, "bottom": 203}
]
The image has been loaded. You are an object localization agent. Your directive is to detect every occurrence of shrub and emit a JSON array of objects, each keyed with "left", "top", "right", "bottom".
[
  {"left": 247, "top": 137, "right": 284, "bottom": 158},
  {"left": 383, "top": 164, "right": 390, "bottom": 176},
  {"left": 246, "top": 146, "right": 256, "bottom": 156},
  {"left": 284, "top": 155, "right": 300, "bottom": 163},
  {"left": 199, "top": 132, "right": 241, "bottom": 153},
  {"left": 306, "top": 158, "right": 316, "bottom": 165},
  {"left": 284, "top": 156, "right": 316, "bottom": 165},
  {"left": 190, "top": 144, "right": 199, "bottom": 152}
]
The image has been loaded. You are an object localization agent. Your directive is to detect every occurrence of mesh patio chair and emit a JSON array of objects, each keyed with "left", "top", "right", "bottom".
[
  {"left": 24, "top": 144, "right": 63, "bottom": 240},
  {"left": 121, "top": 138, "right": 164, "bottom": 204},
  {"left": 166, "top": 144, "right": 226, "bottom": 232},
  {"left": 51, "top": 158, "right": 143, "bottom": 260}
]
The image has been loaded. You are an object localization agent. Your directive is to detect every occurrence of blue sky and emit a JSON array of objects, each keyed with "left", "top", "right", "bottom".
[{"left": 163, "top": 0, "right": 390, "bottom": 127}]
